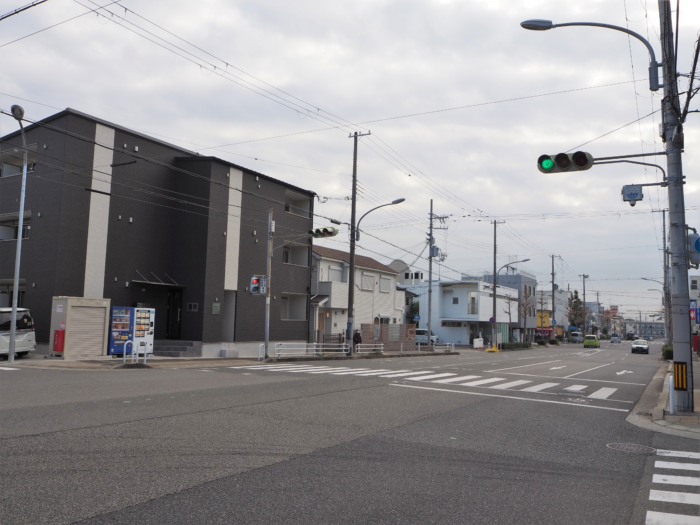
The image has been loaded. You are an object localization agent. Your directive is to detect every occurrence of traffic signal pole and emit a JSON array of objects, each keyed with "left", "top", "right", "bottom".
[
  {"left": 659, "top": 0, "right": 693, "bottom": 412},
  {"left": 264, "top": 208, "right": 273, "bottom": 359}
]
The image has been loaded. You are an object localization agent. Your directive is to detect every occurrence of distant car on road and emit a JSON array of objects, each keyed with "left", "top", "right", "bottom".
[
  {"left": 626, "top": 333, "right": 636, "bottom": 341},
  {"left": 631, "top": 339, "right": 649, "bottom": 354},
  {"left": 570, "top": 331, "right": 583, "bottom": 343},
  {"left": 583, "top": 335, "right": 600, "bottom": 348},
  {"left": 610, "top": 333, "right": 621, "bottom": 343},
  {"left": 0, "top": 307, "right": 36, "bottom": 357}
]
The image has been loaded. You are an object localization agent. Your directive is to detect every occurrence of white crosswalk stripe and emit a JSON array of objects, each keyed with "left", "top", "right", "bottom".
[
  {"left": 351, "top": 370, "right": 395, "bottom": 376},
  {"left": 331, "top": 369, "right": 373, "bottom": 375},
  {"left": 0, "top": 366, "right": 20, "bottom": 371},
  {"left": 520, "top": 382, "right": 559, "bottom": 392},
  {"left": 644, "top": 448, "right": 700, "bottom": 525},
  {"left": 490, "top": 380, "right": 532, "bottom": 390},
  {"left": 379, "top": 371, "right": 435, "bottom": 378},
  {"left": 407, "top": 373, "right": 457, "bottom": 381},
  {"left": 564, "top": 385, "right": 588, "bottom": 392},
  {"left": 459, "top": 377, "right": 507, "bottom": 387},
  {"left": 588, "top": 387, "right": 617, "bottom": 399},
  {"left": 431, "top": 375, "right": 482, "bottom": 384}
]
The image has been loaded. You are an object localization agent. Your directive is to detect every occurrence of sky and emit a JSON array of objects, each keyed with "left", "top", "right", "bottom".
[{"left": 1, "top": 0, "right": 699, "bottom": 319}]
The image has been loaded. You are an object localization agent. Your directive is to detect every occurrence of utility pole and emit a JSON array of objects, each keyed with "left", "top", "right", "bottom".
[
  {"left": 264, "top": 209, "right": 274, "bottom": 359},
  {"left": 550, "top": 255, "right": 561, "bottom": 336},
  {"left": 345, "top": 130, "right": 371, "bottom": 351},
  {"left": 490, "top": 220, "right": 505, "bottom": 350},
  {"left": 427, "top": 200, "right": 448, "bottom": 348},
  {"left": 596, "top": 291, "right": 600, "bottom": 334},
  {"left": 659, "top": 0, "right": 693, "bottom": 411},
  {"left": 580, "top": 274, "right": 589, "bottom": 334}
]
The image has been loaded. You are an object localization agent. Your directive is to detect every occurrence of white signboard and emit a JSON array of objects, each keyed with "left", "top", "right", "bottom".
[{"left": 622, "top": 185, "right": 643, "bottom": 205}]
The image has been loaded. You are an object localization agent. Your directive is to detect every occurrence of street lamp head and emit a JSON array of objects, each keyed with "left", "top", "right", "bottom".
[
  {"left": 10, "top": 105, "right": 24, "bottom": 121},
  {"left": 520, "top": 19, "right": 554, "bottom": 31},
  {"left": 391, "top": 198, "right": 406, "bottom": 205},
  {"left": 521, "top": 258, "right": 531, "bottom": 263}
]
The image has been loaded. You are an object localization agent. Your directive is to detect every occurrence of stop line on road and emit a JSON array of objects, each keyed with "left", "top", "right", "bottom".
[{"left": 228, "top": 364, "right": 622, "bottom": 400}]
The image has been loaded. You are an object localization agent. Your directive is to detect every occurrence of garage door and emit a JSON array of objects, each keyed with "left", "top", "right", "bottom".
[{"left": 67, "top": 307, "right": 106, "bottom": 358}]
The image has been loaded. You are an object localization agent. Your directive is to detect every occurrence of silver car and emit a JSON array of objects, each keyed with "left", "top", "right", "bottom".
[{"left": 631, "top": 339, "right": 649, "bottom": 354}]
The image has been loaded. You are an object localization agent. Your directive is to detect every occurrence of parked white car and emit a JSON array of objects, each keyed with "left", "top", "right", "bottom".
[
  {"left": 415, "top": 329, "right": 438, "bottom": 345},
  {"left": 0, "top": 307, "right": 36, "bottom": 357}
]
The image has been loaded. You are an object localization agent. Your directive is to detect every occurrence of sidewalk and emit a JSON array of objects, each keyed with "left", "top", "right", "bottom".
[{"left": 651, "top": 360, "right": 700, "bottom": 435}]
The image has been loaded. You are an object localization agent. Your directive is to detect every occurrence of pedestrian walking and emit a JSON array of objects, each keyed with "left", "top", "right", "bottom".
[{"left": 353, "top": 330, "right": 362, "bottom": 350}]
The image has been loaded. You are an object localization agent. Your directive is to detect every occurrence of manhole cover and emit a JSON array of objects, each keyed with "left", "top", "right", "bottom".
[{"left": 606, "top": 443, "right": 656, "bottom": 454}]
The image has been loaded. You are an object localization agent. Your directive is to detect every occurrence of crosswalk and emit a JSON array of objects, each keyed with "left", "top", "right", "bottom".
[
  {"left": 229, "top": 364, "right": 620, "bottom": 400},
  {"left": 646, "top": 449, "right": 700, "bottom": 525}
]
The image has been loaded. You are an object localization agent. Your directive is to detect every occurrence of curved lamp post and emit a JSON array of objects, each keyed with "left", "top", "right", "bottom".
[
  {"left": 346, "top": 198, "right": 405, "bottom": 350},
  {"left": 488, "top": 258, "right": 530, "bottom": 351},
  {"left": 7, "top": 105, "right": 28, "bottom": 364},
  {"left": 520, "top": 19, "right": 660, "bottom": 91}
]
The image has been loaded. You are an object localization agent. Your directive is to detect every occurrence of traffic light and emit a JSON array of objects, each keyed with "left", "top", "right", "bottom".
[
  {"left": 250, "top": 276, "right": 261, "bottom": 294},
  {"left": 309, "top": 227, "right": 339, "bottom": 238},
  {"left": 537, "top": 151, "right": 593, "bottom": 173}
]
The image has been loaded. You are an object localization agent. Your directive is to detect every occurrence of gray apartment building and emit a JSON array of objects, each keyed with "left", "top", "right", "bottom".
[
  {"left": 0, "top": 108, "right": 314, "bottom": 357},
  {"left": 482, "top": 271, "right": 538, "bottom": 342}
]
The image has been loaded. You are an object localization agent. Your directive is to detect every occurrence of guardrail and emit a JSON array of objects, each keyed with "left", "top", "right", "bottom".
[
  {"left": 355, "top": 343, "right": 384, "bottom": 354},
  {"left": 258, "top": 344, "right": 265, "bottom": 361},
  {"left": 432, "top": 343, "right": 455, "bottom": 353},
  {"left": 274, "top": 342, "right": 349, "bottom": 358}
]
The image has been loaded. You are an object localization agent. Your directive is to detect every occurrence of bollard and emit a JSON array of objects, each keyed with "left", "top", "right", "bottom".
[{"left": 669, "top": 375, "right": 674, "bottom": 415}]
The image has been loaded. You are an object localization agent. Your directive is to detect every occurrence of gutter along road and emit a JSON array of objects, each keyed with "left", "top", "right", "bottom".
[{"left": 1, "top": 341, "right": 698, "bottom": 524}]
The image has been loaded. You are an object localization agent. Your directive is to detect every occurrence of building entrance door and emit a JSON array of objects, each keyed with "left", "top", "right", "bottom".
[
  {"left": 318, "top": 310, "right": 325, "bottom": 334},
  {"left": 166, "top": 290, "right": 182, "bottom": 339}
]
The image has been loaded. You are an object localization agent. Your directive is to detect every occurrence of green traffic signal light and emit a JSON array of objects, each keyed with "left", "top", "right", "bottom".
[
  {"left": 537, "top": 152, "right": 593, "bottom": 173},
  {"left": 538, "top": 154, "right": 554, "bottom": 172},
  {"left": 542, "top": 158, "right": 553, "bottom": 170}
]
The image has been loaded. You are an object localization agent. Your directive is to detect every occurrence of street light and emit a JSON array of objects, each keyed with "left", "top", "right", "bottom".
[
  {"left": 345, "top": 198, "right": 406, "bottom": 350},
  {"left": 643, "top": 278, "right": 670, "bottom": 344},
  {"left": 354, "top": 198, "right": 405, "bottom": 241},
  {"left": 648, "top": 289, "right": 667, "bottom": 340},
  {"left": 6, "top": 105, "right": 28, "bottom": 364},
  {"left": 520, "top": 19, "right": 660, "bottom": 91},
  {"left": 489, "top": 258, "right": 530, "bottom": 351}
]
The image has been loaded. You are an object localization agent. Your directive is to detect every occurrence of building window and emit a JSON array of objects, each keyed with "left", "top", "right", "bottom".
[
  {"left": 283, "top": 190, "right": 311, "bottom": 218},
  {"left": 405, "top": 272, "right": 410, "bottom": 279},
  {"left": 329, "top": 266, "right": 343, "bottom": 282},
  {"left": 692, "top": 280, "right": 698, "bottom": 290},
  {"left": 186, "top": 303, "right": 199, "bottom": 312},
  {"left": 453, "top": 297, "right": 459, "bottom": 305},
  {"left": 280, "top": 294, "right": 307, "bottom": 320},
  {"left": 282, "top": 250, "right": 289, "bottom": 264},
  {"left": 361, "top": 272, "right": 375, "bottom": 291},
  {"left": 393, "top": 318, "right": 397, "bottom": 323},
  {"left": 282, "top": 244, "right": 308, "bottom": 266},
  {"left": 379, "top": 276, "right": 391, "bottom": 293},
  {"left": 0, "top": 217, "right": 30, "bottom": 241}
]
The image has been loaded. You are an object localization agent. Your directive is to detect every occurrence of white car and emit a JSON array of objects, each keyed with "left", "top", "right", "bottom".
[
  {"left": 0, "top": 307, "right": 36, "bottom": 357},
  {"left": 610, "top": 333, "right": 621, "bottom": 343},
  {"left": 570, "top": 331, "right": 583, "bottom": 343},
  {"left": 631, "top": 339, "right": 649, "bottom": 354},
  {"left": 415, "top": 329, "right": 438, "bottom": 345}
]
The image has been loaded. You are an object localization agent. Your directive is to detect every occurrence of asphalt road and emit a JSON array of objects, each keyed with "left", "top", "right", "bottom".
[{"left": 1, "top": 341, "right": 698, "bottom": 524}]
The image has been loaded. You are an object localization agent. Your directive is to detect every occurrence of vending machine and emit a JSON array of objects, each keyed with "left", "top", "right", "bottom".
[{"left": 108, "top": 307, "right": 155, "bottom": 356}]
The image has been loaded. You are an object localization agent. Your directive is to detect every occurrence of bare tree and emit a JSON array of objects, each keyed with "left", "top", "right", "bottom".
[
  {"left": 503, "top": 294, "right": 518, "bottom": 340},
  {"left": 537, "top": 290, "right": 548, "bottom": 332},
  {"left": 517, "top": 286, "right": 532, "bottom": 342}
]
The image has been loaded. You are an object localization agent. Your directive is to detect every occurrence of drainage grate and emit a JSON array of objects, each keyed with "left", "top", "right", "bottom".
[
  {"left": 634, "top": 411, "right": 653, "bottom": 417},
  {"left": 607, "top": 443, "right": 656, "bottom": 454}
]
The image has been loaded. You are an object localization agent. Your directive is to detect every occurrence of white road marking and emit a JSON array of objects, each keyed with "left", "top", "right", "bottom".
[
  {"left": 504, "top": 372, "right": 645, "bottom": 386},
  {"left": 564, "top": 363, "right": 613, "bottom": 378},
  {"left": 391, "top": 384, "right": 629, "bottom": 412},
  {"left": 653, "top": 474, "right": 700, "bottom": 487},
  {"left": 649, "top": 490, "right": 700, "bottom": 505},
  {"left": 490, "top": 380, "right": 532, "bottom": 390},
  {"left": 549, "top": 366, "right": 566, "bottom": 370},
  {"left": 616, "top": 370, "right": 634, "bottom": 375},
  {"left": 379, "top": 371, "right": 435, "bottom": 378},
  {"left": 520, "top": 382, "right": 560, "bottom": 392},
  {"left": 655, "top": 461, "right": 700, "bottom": 472},
  {"left": 331, "top": 369, "right": 373, "bottom": 375},
  {"left": 587, "top": 387, "right": 617, "bottom": 400},
  {"left": 485, "top": 360, "right": 560, "bottom": 372},
  {"left": 657, "top": 449, "right": 700, "bottom": 460},
  {"left": 351, "top": 369, "right": 403, "bottom": 376},
  {"left": 431, "top": 375, "right": 482, "bottom": 384},
  {"left": 306, "top": 368, "right": 353, "bottom": 374},
  {"left": 285, "top": 367, "right": 338, "bottom": 373},
  {"left": 645, "top": 510, "right": 700, "bottom": 525},
  {"left": 459, "top": 377, "right": 507, "bottom": 386},
  {"left": 564, "top": 385, "right": 588, "bottom": 392},
  {"left": 0, "top": 366, "right": 20, "bottom": 370},
  {"left": 407, "top": 373, "right": 457, "bottom": 381}
]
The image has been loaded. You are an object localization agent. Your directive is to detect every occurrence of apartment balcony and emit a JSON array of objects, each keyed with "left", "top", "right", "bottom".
[{"left": 317, "top": 281, "right": 349, "bottom": 309}]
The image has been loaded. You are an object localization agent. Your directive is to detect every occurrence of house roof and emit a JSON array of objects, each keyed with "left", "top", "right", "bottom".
[{"left": 313, "top": 246, "right": 397, "bottom": 274}]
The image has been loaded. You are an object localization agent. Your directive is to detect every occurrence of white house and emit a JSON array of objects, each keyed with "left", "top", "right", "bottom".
[
  {"left": 406, "top": 279, "right": 519, "bottom": 346},
  {"left": 310, "top": 246, "right": 406, "bottom": 339}
]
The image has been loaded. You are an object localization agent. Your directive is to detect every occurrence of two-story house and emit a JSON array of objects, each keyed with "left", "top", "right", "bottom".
[
  {"left": 406, "top": 279, "right": 519, "bottom": 346},
  {"left": 310, "top": 246, "right": 405, "bottom": 340},
  {"left": 483, "top": 271, "right": 538, "bottom": 342}
]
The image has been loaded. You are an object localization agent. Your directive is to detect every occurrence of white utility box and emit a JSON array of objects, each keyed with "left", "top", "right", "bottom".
[{"left": 50, "top": 297, "right": 111, "bottom": 359}]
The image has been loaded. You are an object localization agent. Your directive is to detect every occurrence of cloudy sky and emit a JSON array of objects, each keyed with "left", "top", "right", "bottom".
[{"left": 1, "top": 0, "right": 699, "bottom": 318}]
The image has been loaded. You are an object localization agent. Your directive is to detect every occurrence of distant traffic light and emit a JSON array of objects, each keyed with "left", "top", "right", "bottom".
[
  {"left": 537, "top": 151, "right": 593, "bottom": 173},
  {"left": 309, "top": 227, "right": 339, "bottom": 238},
  {"left": 250, "top": 276, "right": 261, "bottom": 294}
]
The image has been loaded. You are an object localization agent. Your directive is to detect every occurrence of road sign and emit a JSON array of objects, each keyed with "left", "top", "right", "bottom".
[
  {"left": 489, "top": 317, "right": 495, "bottom": 324},
  {"left": 552, "top": 320, "right": 557, "bottom": 325},
  {"left": 691, "top": 309, "right": 696, "bottom": 321},
  {"left": 414, "top": 315, "right": 420, "bottom": 320}
]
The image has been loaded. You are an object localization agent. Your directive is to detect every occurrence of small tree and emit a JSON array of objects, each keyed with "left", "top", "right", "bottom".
[
  {"left": 537, "top": 290, "right": 548, "bottom": 331},
  {"left": 503, "top": 294, "right": 517, "bottom": 340},
  {"left": 566, "top": 290, "right": 586, "bottom": 332}
]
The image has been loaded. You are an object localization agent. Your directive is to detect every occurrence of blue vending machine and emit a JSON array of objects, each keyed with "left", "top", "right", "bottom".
[{"left": 108, "top": 307, "right": 156, "bottom": 356}]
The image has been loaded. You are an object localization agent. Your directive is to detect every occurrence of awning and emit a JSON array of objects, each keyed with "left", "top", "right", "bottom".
[
  {"left": 132, "top": 280, "right": 185, "bottom": 288},
  {"left": 310, "top": 295, "right": 329, "bottom": 306}
]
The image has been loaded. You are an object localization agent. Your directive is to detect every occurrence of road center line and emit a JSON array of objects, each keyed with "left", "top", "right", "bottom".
[
  {"left": 390, "top": 384, "right": 629, "bottom": 412},
  {"left": 485, "top": 360, "right": 561, "bottom": 372},
  {"left": 563, "top": 363, "right": 613, "bottom": 378}
]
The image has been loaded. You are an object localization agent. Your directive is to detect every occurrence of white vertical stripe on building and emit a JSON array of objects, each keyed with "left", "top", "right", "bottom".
[
  {"left": 83, "top": 124, "right": 114, "bottom": 298},
  {"left": 224, "top": 167, "right": 242, "bottom": 291}
]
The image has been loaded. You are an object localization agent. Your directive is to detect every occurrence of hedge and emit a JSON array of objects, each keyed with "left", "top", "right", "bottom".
[
  {"left": 548, "top": 339, "right": 560, "bottom": 345},
  {"left": 662, "top": 345, "right": 673, "bottom": 360},
  {"left": 535, "top": 339, "right": 547, "bottom": 346},
  {"left": 501, "top": 342, "right": 532, "bottom": 350}
]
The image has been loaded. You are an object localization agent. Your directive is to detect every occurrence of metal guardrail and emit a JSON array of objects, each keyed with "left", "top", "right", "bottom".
[
  {"left": 258, "top": 344, "right": 265, "bottom": 361},
  {"left": 355, "top": 343, "right": 384, "bottom": 354},
  {"left": 274, "top": 342, "right": 349, "bottom": 358},
  {"left": 432, "top": 343, "right": 455, "bottom": 353}
]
